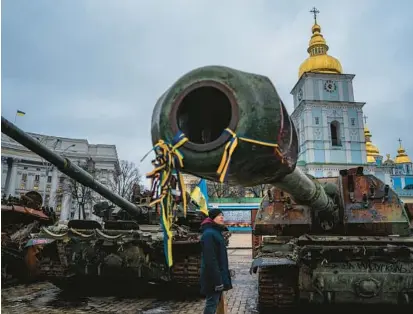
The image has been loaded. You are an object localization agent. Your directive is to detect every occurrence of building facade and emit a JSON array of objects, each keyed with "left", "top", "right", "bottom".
[{"left": 1, "top": 132, "right": 120, "bottom": 220}]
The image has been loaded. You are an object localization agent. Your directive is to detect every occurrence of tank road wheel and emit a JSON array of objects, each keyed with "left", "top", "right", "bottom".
[{"left": 258, "top": 266, "right": 298, "bottom": 310}]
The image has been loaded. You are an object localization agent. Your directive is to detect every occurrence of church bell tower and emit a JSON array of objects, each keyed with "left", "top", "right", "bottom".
[{"left": 291, "top": 7, "right": 367, "bottom": 177}]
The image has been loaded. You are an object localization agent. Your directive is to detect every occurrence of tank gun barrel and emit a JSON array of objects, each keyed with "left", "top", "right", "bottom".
[
  {"left": 1, "top": 116, "right": 142, "bottom": 217},
  {"left": 150, "top": 65, "right": 336, "bottom": 218},
  {"left": 273, "top": 167, "right": 335, "bottom": 213}
]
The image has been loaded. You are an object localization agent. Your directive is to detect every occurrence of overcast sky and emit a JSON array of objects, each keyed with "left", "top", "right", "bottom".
[{"left": 2, "top": 0, "right": 413, "bottom": 182}]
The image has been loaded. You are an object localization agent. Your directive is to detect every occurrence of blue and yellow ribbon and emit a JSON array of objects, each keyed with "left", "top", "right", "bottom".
[
  {"left": 146, "top": 131, "right": 189, "bottom": 267},
  {"left": 216, "top": 128, "right": 284, "bottom": 183}
]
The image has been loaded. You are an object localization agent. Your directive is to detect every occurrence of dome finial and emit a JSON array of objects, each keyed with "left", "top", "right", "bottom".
[{"left": 310, "top": 6, "right": 320, "bottom": 24}]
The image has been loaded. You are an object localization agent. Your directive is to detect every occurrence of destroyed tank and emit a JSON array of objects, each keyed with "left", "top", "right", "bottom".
[
  {"left": 150, "top": 65, "right": 413, "bottom": 308},
  {"left": 1, "top": 191, "right": 54, "bottom": 285},
  {"left": 1, "top": 117, "right": 212, "bottom": 292}
]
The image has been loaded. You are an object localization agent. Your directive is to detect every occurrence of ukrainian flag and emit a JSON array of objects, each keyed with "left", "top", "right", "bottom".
[
  {"left": 16, "top": 110, "right": 26, "bottom": 116},
  {"left": 190, "top": 179, "right": 209, "bottom": 216}
]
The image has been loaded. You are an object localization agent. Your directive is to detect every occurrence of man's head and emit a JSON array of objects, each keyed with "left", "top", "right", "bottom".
[{"left": 209, "top": 208, "right": 224, "bottom": 225}]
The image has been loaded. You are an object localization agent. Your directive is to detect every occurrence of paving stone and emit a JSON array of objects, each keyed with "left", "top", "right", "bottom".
[{"left": 1, "top": 250, "right": 259, "bottom": 313}]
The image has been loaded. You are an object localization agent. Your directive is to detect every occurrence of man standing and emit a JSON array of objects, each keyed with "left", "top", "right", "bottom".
[{"left": 200, "top": 208, "right": 232, "bottom": 314}]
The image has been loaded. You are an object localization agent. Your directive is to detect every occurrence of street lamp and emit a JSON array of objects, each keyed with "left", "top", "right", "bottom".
[{"left": 42, "top": 143, "right": 76, "bottom": 207}]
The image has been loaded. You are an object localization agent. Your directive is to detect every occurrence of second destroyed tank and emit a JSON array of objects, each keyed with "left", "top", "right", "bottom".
[
  {"left": 1, "top": 191, "right": 54, "bottom": 285},
  {"left": 150, "top": 65, "right": 413, "bottom": 308},
  {"left": 1, "top": 117, "right": 219, "bottom": 292}
]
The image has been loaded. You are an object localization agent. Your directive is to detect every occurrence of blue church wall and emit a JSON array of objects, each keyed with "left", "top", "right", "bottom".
[
  {"left": 405, "top": 177, "right": 413, "bottom": 186},
  {"left": 330, "top": 149, "right": 346, "bottom": 163},
  {"left": 323, "top": 88, "right": 339, "bottom": 101},
  {"left": 312, "top": 107, "right": 322, "bottom": 125},
  {"left": 393, "top": 177, "right": 402, "bottom": 189},
  {"left": 314, "top": 150, "right": 325, "bottom": 162},
  {"left": 347, "top": 108, "right": 358, "bottom": 127},
  {"left": 350, "top": 143, "right": 363, "bottom": 164},
  {"left": 375, "top": 158, "right": 382, "bottom": 167},
  {"left": 314, "top": 142, "right": 324, "bottom": 149},
  {"left": 313, "top": 80, "right": 320, "bottom": 100},
  {"left": 341, "top": 81, "right": 349, "bottom": 101}
]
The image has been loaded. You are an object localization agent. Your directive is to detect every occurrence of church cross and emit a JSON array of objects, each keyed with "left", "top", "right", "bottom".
[
  {"left": 363, "top": 114, "right": 368, "bottom": 124},
  {"left": 398, "top": 138, "right": 402, "bottom": 147},
  {"left": 310, "top": 7, "right": 320, "bottom": 23}
]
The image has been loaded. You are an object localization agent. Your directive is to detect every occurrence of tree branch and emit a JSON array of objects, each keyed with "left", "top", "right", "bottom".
[{"left": 109, "top": 160, "right": 143, "bottom": 201}]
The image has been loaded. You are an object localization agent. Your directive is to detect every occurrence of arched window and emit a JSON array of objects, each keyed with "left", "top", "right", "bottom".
[{"left": 330, "top": 120, "right": 341, "bottom": 146}]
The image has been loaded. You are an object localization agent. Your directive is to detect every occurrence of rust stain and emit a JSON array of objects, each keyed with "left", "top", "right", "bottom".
[
  {"left": 2, "top": 204, "right": 49, "bottom": 220},
  {"left": 342, "top": 174, "right": 405, "bottom": 223},
  {"left": 256, "top": 187, "right": 311, "bottom": 225}
]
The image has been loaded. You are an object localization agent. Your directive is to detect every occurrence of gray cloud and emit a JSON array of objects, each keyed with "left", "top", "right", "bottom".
[{"left": 2, "top": 0, "right": 413, "bottom": 183}]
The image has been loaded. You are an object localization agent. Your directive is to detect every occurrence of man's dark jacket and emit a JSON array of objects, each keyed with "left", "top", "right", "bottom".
[{"left": 200, "top": 218, "right": 232, "bottom": 295}]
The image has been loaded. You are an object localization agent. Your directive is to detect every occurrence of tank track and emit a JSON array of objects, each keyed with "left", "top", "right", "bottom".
[
  {"left": 171, "top": 254, "right": 201, "bottom": 286},
  {"left": 258, "top": 265, "right": 298, "bottom": 310}
]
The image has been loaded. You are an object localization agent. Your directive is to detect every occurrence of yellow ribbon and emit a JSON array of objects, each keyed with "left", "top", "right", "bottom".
[
  {"left": 145, "top": 134, "right": 189, "bottom": 267},
  {"left": 146, "top": 135, "right": 188, "bottom": 216},
  {"left": 216, "top": 128, "right": 284, "bottom": 183}
]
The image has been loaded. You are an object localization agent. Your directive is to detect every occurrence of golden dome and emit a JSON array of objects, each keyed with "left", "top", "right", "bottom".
[
  {"left": 366, "top": 155, "right": 376, "bottom": 163},
  {"left": 298, "top": 22, "right": 343, "bottom": 78},
  {"left": 364, "top": 126, "right": 381, "bottom": 163},
  {"left": 395, "top": 139, "right": 411, "bottom": 164},
  {"left": 383, "top": 154, "right": 395, "bottom": 166}
]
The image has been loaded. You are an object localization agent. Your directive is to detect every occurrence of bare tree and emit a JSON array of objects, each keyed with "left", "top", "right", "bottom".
[
  {"left": 207, "top": 181, "right": 245, "bottom": 198},
  {"left": 66, "top": 157, "right": 97, "bottom": 219},
  {"left": 109, "top": 160, "right": 143, "bottom": 201},
  {"left": 245, "top": 184, "right": 272, "bottom": 197}
]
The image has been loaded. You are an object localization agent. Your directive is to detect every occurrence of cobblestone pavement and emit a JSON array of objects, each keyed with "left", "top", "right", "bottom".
[{"left": 1, "top": 249, "right": 258, "bottom": 314}]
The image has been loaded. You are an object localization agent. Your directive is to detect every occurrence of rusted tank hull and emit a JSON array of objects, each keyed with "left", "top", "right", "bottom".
[
  {"left": 30, "top": 223, "right": 215, "bottom": 291},
  {"left": 252, "top": 235, "right": 413, "bottom": 308}
]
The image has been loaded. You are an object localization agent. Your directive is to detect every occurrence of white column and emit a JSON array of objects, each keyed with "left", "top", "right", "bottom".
[
  {"left": 1, "top": 157, "right": 9, "bottom": 193},
  {"left": 48, "top": 167, "right": 59, "bottom": 207},
  {"left": 401, "top": 177, "right": 406, "bottom": 189},
  {"left": 6, "top": 158, "right": 19, "bottom": 196},
  {"left": 59, "top": 191, "right": 72, "bottom": 222}
]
